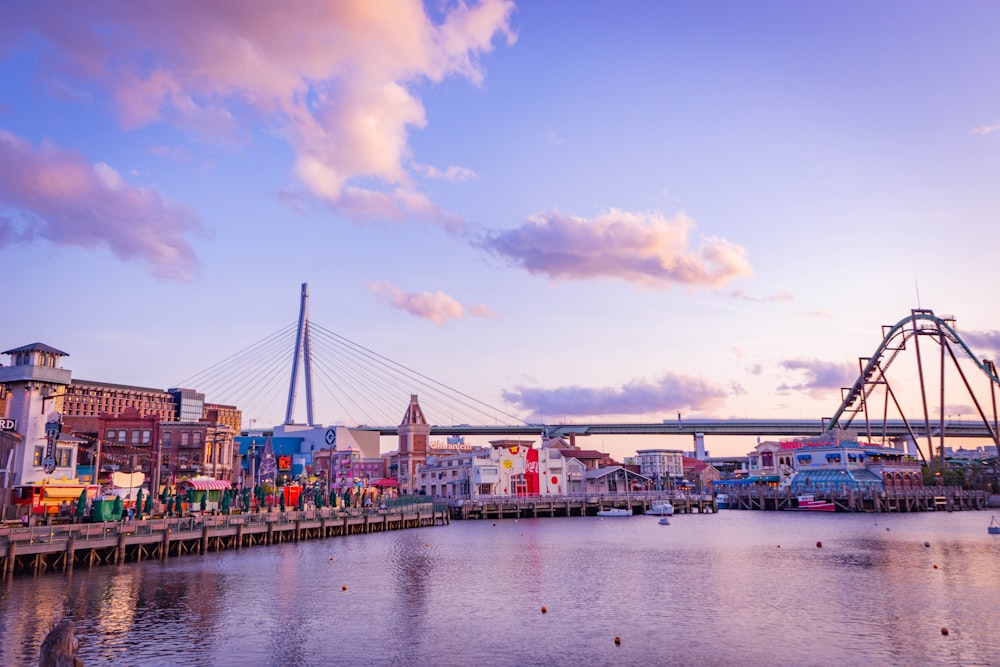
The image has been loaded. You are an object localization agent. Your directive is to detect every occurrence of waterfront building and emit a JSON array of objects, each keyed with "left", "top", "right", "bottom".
[
  {"left": 787, "top": 433, "right": 922, "bottom": 493},
  {"left": 414, "top": 441, "right": 568, "bottom": 499},
  {"left": 204, "top": 402, "right": 241, "bottom": 435},
  {"left": 583, "top": 465, "right": 650, "bottom": 494},
  {"left": 635, "top": 448, "right": 684, "bottom": 490},
  {"left": 682, "top": 456, "right": 721, "bottom": 492},
  {"left": 61, "top": 379, "right": 176, "bottom": 437},
  {"left": 746, "top": 440, "right": 796, "bottom": 486},
  {"left": 159, "top": 416, "right": 234, "bottom": 487},
  {"left": 0, "top": 344, "right": 77, "bottom": 490},
  {"left": 392, "top": 394, "right": 430, "bottom": 494}
]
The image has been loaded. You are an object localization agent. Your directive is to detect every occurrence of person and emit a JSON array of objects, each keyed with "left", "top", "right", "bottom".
[{"left": 21, "top": 512, "right": 29, "bottom": 527}]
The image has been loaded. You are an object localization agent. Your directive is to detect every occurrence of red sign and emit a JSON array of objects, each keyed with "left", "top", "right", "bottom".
[
  {"left": 525, "top": 448, "right": 539, "bottom": 496},
  {"left": 277, "top": 455, "right": 292, "bottom": 470}
]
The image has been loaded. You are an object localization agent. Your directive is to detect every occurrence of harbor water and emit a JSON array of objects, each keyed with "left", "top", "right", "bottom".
[{"left": 2, "top": 510, "right": 1000, "bottom": 666}]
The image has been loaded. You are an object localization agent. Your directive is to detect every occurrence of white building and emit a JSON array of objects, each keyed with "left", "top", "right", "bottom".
[
  {"left": 635, "top": 448, "right": 684, "bottom": 490},
  {"left": 415, "top": 443, "right": 568, "bottom": 499}
]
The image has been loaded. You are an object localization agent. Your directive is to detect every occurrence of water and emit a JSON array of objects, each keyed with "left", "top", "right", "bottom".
[{"left": 3, "top": 511, "right": 1000, "bottom": 666}]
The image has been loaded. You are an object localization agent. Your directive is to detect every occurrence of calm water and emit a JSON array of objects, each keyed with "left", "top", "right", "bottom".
[{"left": 2, "top": 510, "right": 1000, "bottom": 666}]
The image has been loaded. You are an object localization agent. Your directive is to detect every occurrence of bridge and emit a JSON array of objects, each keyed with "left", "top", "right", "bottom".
[{"left": 183, "top": 288, "right": 1000, "bottom": 465}]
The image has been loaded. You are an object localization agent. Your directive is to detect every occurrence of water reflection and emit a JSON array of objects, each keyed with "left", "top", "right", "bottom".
[{"left": 1, "top": 512, "right": 999, "bottom": 666}]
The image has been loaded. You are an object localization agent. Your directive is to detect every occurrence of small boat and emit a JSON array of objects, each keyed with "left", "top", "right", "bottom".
[
  {"left": 646, "top": 502, "right": 674, "bottom": 516},
  {"left": 989, "top": 516, "right": 1000, "bottom": 535},
  {"left": 715, "top": 493, "right": 729, "bottom": 509},
  {"left": 658, "top": 516, "right": 670, "bottom": 526},
  {"left": 597, "top": 507, "right": 632, "bottom": 517},
  {"left": 788, "top": 494, "right": 835, "bottom": 512}
]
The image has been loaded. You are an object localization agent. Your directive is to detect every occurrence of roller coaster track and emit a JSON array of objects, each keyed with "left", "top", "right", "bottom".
[{"left": 827, "top": 309, "right": 1000, "bottom": 464}]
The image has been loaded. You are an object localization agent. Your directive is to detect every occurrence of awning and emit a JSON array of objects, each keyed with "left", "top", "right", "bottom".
[
  {"left": 43, "top": 487, "right": 90, "bottom": 499},
  {"left": 372, "top": 478, "right": 399, "bottom": 487},
  {"left": 188, "top": 479, "right": 232, "bottom": 491}
]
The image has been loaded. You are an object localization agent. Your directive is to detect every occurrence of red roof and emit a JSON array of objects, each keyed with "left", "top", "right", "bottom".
[{"left": 187, "top": 479, "right": 231, "bottom": 491}]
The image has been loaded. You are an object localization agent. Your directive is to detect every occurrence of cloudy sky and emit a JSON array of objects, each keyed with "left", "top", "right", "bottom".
[{"left": 3, "top": 1, "right": 1000, "bottom": 458}]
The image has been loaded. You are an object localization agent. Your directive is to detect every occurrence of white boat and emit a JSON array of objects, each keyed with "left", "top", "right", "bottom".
[
  {"left": 597, "top": 507, "right": 632, "bottom": 517},
  {"left": 989, "top": 516, "right": 1000, "bottom": 535},
  {"left": 646, "top": 502, "right": 674, "bottom": 516},
  {"left": 715, "top": 493, "right": 729, "bottom": 509}
]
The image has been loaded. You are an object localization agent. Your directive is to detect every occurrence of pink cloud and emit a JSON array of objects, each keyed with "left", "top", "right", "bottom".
[
  {"left": 6, "top": 1, "right": 515, "bottom": 227},
  {"left": 369, "top": 282, "right": 498, "bottom": 324},
  {"left": 776, "top": 358, "right": 856, "bottom": 399},
  {"left": 482, "top": 208, "right": 752, "bottom": 288},
  {"left": 502, "top": 372, "right": 732, "bottom": 418},
  {"left": 0, "top": 130, "right": 200, "bottom": 280}
]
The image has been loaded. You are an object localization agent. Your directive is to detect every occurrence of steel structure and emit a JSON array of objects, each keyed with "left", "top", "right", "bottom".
[{"left": 826, "top": 309, "right": 1000, "bottom": 465}]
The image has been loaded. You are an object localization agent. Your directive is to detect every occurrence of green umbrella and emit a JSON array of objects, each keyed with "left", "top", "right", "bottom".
[
  {"left": 75, "top": 489, "right": 87, "bottom": 518},
  {"left": 279, "top": 490, "right": 286, "bottom": 511},
  {"left": 160, "top": 486, "right": 169, "bottom": 504},
  {"left": 112, "top": 495, "right": 123, "bottom": 521},
  {"left": 200, "top": 492, "right": 207, "bottom": 512},
  {"left": 144, "top": 493, "right": 152, "bottom": 515},
  {"left": 186, "top": 488, "right": 194, "bottom": 503},
  {"left": 135, "top": 488, "right": 144, "bottom": 517},
  {"left": 221, "top": 491, "right": 231, "bottom": 513}
]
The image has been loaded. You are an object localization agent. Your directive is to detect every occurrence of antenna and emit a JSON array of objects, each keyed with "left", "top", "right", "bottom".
[{"left": 915, "top": 279, "right": 921, "bottom": 309}]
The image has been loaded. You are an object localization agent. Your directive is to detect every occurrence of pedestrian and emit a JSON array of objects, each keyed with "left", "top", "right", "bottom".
[{"left": 21, "top": 512, "right": 29, "bottom": 527}]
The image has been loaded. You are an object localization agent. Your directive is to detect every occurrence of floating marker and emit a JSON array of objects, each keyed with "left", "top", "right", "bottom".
[
  {"left": 933, "top": 564, "right": 939, "bottom": 569},
  {"left": 342, "top": 585, "right": 347, "bottom": 591},
  {"left": 816, "top": 541, "right": 823, "bottom": 548},
  {"left": 614, "top": 637, "right": 621, "bottom": 646},
  {"left": 541, "top": 606, "right": 547, "bottom": 614},
  {"left": 941, "top": 627, "right": 949, "bottom": 636},
  {"left": 924, "top": 541, "right": 930, "bottom": 547}
]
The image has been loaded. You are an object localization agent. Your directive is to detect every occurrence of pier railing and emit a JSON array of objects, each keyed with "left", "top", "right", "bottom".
[{"left": 723, "top": 485, "right": 987, "bottom": 512}]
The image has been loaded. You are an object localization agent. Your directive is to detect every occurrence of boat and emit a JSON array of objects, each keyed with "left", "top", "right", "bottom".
[
  {"left": 989, "top": 516, "right": 1000, "bottom": 535},
  {"left": 715, "top": 493, "right": 729, "bottom": 509},
  {"left": 646, "top": 502, "right": 674, "bottom": 516},
  {"left": 787, "top": 494, "right": 835, "bottom": 512},
  {"left": 597, "top": 507, "right": 632, "bottom": 517},
  {"left": 658, "top": 516, "right": 671, "bottom": 525}
]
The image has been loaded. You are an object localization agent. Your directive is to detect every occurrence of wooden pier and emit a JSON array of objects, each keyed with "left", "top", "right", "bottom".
[
  {"left": 452, "top": 493, "right": 717, "bottom": 520},
  {"left": 725, "top": 486, "right": 988, "bottom": 512},
  {"left": 0, "top": 504, "right": 448, "bottom": 578}
]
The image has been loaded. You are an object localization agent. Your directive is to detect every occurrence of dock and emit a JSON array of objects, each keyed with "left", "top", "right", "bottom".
[
  {"left": 724, "top": 486, "right": 988, "bottom": 512},
  {"left": 0, "top": 503, "right": 448, "bottom": 578},
  {"left": 451, "top": 493, "right": 717, "bottom": 520}
]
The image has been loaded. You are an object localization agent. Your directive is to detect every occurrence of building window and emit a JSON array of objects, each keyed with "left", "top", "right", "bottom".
[
  {"left": 163, "top": 432, "right": 171, "bottom": 446},
  {"left": 56, "top": 448, "right": 72, "bottom": 467},
  {"left": 181, "top": 432, "right": 190, "bottom": 447},
  {"left": 117, "top": 430, "right": 127, "bottom": 443},
  {"left": 142, "top": 430, "right": 151, "bottom": 444},
  {"left": 33, "top": 446, "right": 44, "bottom": 467},
  {"left": 761, "top": 452, "right": 774, "bottom": 468},
  {"left": 131, "top": 430, "right": 141, "bottom": 445},
  {"left": 193, "top": 432, "right": 202, "bottom": 446},
  {"left": 106, "top": 430, "right": 116, "bottom": 443}
]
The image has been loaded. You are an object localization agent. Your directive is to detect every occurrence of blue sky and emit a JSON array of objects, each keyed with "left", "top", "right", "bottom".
[{"left": 2, "top": 1, "right": 1000, "bottom": 458}]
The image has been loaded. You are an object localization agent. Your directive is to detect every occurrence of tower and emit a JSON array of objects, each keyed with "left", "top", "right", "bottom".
[
  {"left": 396, "top": 394, "right": 429, "bottom": 493},
  {"left": 0, "top": 343, "right": 73, "bottom": 486},
  {"left": 284, "top": 283, "right": 315, "bottom": 426}
]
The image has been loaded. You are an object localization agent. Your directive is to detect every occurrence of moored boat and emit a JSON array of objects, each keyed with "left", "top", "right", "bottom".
[
  {"left": 788, "top": 494, "right": 836, "bottom": 512},
  {"left": 646, "top": 502, "right": 674, "bottom": 516},
  {"left": 989, "top": 516, "right": 1000, "bottom": 535},
  {"left": 597, "top": 507, "right": 632, "bottom": 517},
  {"left": 715, "top": 493, "right": 729, "bottom": 509}
]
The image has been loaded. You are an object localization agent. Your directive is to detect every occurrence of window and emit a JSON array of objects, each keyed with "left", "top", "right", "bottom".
[
  {"left": 106, "top": 430, "right": 116, "bottom": 442},
  {"left": 761, "top": 451, "right": 774, "bottom": 468},
  {"left": 132, "top": 430, "right": 141, "bottom": 445},
  {"left": 33, "top": 446, "right": 44, "bottom": 466},
  {"left": 56, "top": 448, "right": 72, "bottom": 467},
  {"left": 163, "top": 432, "right": 171, "bottom": 446},
  {"left": 117, "top": 430, "right": 127, "bottom": 443},
  {"left": 142, "top": 430, "right": 151, "bottom": 444},
  {"left": 181, "top": 432, "right": 190, "bottom": 446},
  {"left": 193, "top": 432, "right": 202, "bottom": 446}
]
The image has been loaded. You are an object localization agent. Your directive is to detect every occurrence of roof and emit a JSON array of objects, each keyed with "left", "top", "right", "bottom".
[
  {"left": 559, "top": 449, "right": 607, "bottom": 459},
  {"left": 3, "top": 342, "right": 69, "bottom": 356},
  {"left": 185, "top": 478, "right": 232, "bottom": 491},
  {"left": 399, "top": 394, "right": 428, "bottom": 426}
]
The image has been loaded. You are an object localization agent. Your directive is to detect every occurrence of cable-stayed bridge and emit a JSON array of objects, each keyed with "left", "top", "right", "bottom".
[{"left": 179, "top": 287, "right": 1000, "bottom": 465}]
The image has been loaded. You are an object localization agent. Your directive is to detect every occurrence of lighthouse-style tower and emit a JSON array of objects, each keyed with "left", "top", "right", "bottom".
[
  {"left": 0, "top": 343, "right": 73, "bottom": 486},
  {"left": 396, "top": 395, "right": 429, "bottom": 494}
]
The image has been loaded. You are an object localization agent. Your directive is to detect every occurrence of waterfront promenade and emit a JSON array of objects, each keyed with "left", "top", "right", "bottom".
[
  {"left": 0, "top": 502, "right": 448, "bottom": 577},
  {"left": 452, "top": 492, "right": 716, "bottom": 520},
  {"left": 725, "top": 485, "right": 988, "bottom": 512}
]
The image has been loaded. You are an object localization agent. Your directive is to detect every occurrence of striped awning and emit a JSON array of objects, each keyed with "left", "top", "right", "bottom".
[{"left": 188, "top": 479, "right": 231, "bottom": 491}]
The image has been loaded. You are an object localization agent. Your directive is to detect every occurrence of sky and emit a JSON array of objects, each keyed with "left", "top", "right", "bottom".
[{"left": 3, "top": 1, "right": 1000, "bottom": 459}]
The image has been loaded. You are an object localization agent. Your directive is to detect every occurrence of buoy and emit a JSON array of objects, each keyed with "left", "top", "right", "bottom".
[
  {"left": 777, "top": 545, "right": 780, "bottom": 548},
  {"left": 329, "top": 557, "right": 334, "bottom": 561},
  {"left": 614, "top": 637, "right": 621, "bottom": 645},
  {"left": 886, "top": 527, "right": 890, "bottom": 531},
  {"left": 492, "top": 523, "right": 496, "bottom": 526},
  {"left": 342, "top": 585, "right": 347, "bottom": 591},
  {"left": 941, "top": 627, "right": 949, "bottom": 636},
  {"left": 933, "top": 564, "right": 938, "bottom": 569},
  {"left": 541, "top": 606, "right": 547, "bottom": 614},
  {"left": 425, "top": 543, "right": 429, "bottom": 547},
  {"left": 816, "top": 541, "right": 822, "bottom": 548},
  {"left": 924, "top": 541, "right": 930, "bottom": 547}
]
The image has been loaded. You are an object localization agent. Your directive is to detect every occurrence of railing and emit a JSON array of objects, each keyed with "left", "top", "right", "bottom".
[{"left": 0, "top": 502, "right": 441, "bottom": 548}]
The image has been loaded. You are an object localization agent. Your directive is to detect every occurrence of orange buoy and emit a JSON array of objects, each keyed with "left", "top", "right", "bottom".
[
  {"left": 342, "top": 585, "right": 347, "bottom": 591},
  {"left": 941, "top": 627, "right": 949, "bottom": 636},
  {"left": 614, "top": 637, "right": 621, "bottom": 645},
  {"left": 816, "top": 541, "right": 822, "bottom": 548},
  {"left": 933, "top": 564, "right": 939, "bottom": 569},
  {"left": 541, "top": 606, "right": 547, "bottom": 614}
]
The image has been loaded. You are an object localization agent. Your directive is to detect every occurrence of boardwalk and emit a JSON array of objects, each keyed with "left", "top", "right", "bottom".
[
  {"left": 1, "top": 503, "right": 448, "bottom": 577},
  {"left": 452, "top": 493, "right": 717, "bottom": 520},
  {"left": 724, "top": 486, "right": 988, "bottom": 512}
]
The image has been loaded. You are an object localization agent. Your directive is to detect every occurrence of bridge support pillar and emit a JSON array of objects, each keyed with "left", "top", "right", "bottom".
[{"left": 694, "top": 432, "right": 706, "bottom": 460}]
